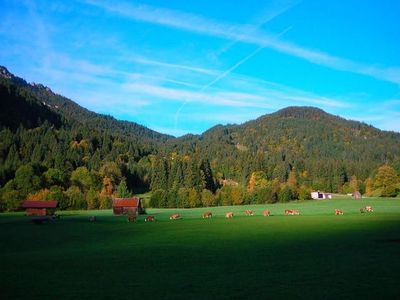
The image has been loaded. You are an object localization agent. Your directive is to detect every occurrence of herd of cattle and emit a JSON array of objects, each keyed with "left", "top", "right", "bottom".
[{"left": 128, "top": 206, "right": 374, "bottom": 222}]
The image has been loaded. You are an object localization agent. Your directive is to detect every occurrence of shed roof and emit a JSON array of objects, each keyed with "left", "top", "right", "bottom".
[
  {"left": 112, "top": 197, "right": 140, "bottom": 208},
  {"left": 22, "top": 200, "right": 58, "bottom": 209}
]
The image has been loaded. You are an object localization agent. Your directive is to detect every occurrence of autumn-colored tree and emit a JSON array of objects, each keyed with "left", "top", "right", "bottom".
[
  {"left": 27, "top": 188, "right": 50, "bottom": 201},
  {"left": 201, "top": 189, "right": 216, "bottom": 207},
  {"left": 99, "top": 194, "right": 112, "bottom": 209},
  {"left": 298, "top": 185, "right": 312, "bottom": 200},
  {"left": 231, "top": 186, "right": 244, "bottom": 205},
  {"left": 248, "top": 171, "right": 268, "bottom": 192},
  {"left": 365, "top": 178, "right": 374, "bottom": 196},
  {"left": 100, "top": 162, "right": 122, "bottom": 186},
  {"left": 101, "top": 176, "right": 114, "bottom": 196},
  {"left": 374, "top": 165, "right": 399, "bottom": 197},
  {"left": 287, "top": 170, "right": 298, "bottom": 189},
  {"left": 374, "top": 165, "right": 398, "bottom": 189},
  {"left": 349, "top": 175, "right": 359, "bottom": 192}
]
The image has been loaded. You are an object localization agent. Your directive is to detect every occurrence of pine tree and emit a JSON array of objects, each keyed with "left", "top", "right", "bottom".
[{"left": 116, "top": 179, "right": 132, "bottom": 198}]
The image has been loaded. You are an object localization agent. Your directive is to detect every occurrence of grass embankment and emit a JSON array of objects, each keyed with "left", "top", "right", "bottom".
[{"left": 0, "top": 198, "right": 399, "bottom": 299}]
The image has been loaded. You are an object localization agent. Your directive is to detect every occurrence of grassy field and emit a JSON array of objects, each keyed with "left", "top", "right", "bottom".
[{"left": 1, "top": 198, "right": 399, "bottom": 299}]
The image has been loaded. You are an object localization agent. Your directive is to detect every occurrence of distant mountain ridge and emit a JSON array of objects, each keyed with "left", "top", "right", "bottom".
[
  {"left": 1, "top": 65, "right": 400, "bottom": 208},
  {"left": 0, "top": 66, "right": 171, "bottom": 143}
]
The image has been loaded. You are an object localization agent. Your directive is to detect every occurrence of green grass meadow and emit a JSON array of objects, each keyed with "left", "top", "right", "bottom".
[{"left": 1, "top": 198, "right": 400, "bottom": 299}]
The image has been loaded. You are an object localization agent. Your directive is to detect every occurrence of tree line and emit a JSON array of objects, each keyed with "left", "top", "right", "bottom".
[{"left": 0, "top": 71, "right": 400, "bottom": 211}]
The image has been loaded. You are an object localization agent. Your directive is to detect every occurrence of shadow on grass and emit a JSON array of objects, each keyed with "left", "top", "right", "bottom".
[{"left": 0, "top": 213, "right": 399, "bottom": 299}]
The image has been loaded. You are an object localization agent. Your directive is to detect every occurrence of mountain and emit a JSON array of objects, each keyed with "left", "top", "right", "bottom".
[
  {"left": 167, "top": 106, "right": 400, "bottom": 190},
  {"left": 0, "top": 66, "right": 171, "bottom": 143},
  {"left": 1, "top": 66, "right": 399, "bottom": 211},
  {"left": 0, "top": 66, "right": 174, "bottom": 202}
]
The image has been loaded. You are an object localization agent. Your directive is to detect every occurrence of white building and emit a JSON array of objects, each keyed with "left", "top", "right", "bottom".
[{"left": 311, "top": 191, "right": 332, "bottom": 199}]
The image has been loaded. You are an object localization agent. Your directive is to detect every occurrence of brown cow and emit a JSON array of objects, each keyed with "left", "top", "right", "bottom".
[
  {"left": 361, "top": 206, "right": 373, "bottom": 213},
  {"left": 127, "top": 214, "right": 137, "bottom": 222},
  {"left": 334, "top": 209, "right": 343, "bottom": 215},
  {"left": 263, "top": 210, "right": 271, "bottom": 217},
  {"left": 202, "top": 212, "right": 212, "bottom": 218},
  {"left": 145, "top": 216, "right": 155, "bottom": 222},
  {"left": 244, "top": 210, "right": 254, "bottom": 216},
  {"left": 170, "top": 214, "right": 180, "bottom": 220},
  {"left": 225, "top": 212, "right": 234, "bottom": 218},
  {"left": 285, "top": 209, "right": 300, "bottom": 215}
]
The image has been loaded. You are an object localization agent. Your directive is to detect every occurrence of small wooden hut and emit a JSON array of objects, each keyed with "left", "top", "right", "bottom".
[
  {"left": 352, "top": 191, "right": 362, "bottom": 199},
  {"left": 112, "top": 197, "right": 142, "bottom": 215},
  {"left": 22, "top": 200, "right": 58, "bottom": 216}
]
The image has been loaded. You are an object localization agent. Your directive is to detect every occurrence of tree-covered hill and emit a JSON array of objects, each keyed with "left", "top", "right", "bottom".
[
  {"left": 1, "top": 66, "right": 399, "bottom": 211},
  {"left": 166, "top": 106, "right": 400, "bottom": 190},
  {"left": 0, "top": 66, "right": 171, "bottom": 143}
]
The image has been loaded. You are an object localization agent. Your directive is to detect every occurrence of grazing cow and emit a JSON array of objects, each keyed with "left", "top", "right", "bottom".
[
  {"left": 244, "top": 210, "right": 254, "bottom": 216},
  {"left": 170, "top": 214, "right": 180, "bottom": 220},
  {"left": 202, "top": 212, "right": 212, "bottom": 218},
  {"left": 225, "top": 212, "right": 234, "bottom": 218},
  {"left": 145, "top": 216, "right": 155, "bottom": 222},
  {"left": 334, "top": 209, "right": 343, "bottom": 215},
  {"left": 361, "top": 206, "right": 373, "bottom": 213},
  {"left": 263, "top": 210, "right": 271, "bottom": 216},
  {"left": 285, "top": 209, "right": 300, "bottom": 215},
  {"left": 263, "top": 210, "right": 271, "bottom": 217},
  {"left": 89, "top": 216, "right": 97, "bottom": 222},
  {"left": 127, "top": 214, "right": 137, "bottom": 222}
]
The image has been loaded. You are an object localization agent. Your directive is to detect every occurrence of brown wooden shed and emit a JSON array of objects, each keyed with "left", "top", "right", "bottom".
[
  {"left": 112, "top": 197, "right": 142, "bottom": 215},
  {"left": 352, "top": 191, "right": 362, "bottom": 199},
  {"left": 22, "top": 200, "right": 58, "bottom": 216}
]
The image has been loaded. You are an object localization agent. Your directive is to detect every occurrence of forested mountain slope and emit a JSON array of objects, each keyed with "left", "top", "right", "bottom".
[
  {"left": 1, "top": 66, "right": 399, "bottom": 211},
  {"left": 0, "top": 66, "right": 171, "bottom": 143},
  {"left": 166, "top": 106, "right": 400, "bottom": 189}
]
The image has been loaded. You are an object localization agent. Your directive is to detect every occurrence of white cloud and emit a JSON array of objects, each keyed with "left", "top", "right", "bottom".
[
  {"left": 123, "top": 80, "right": 348, "bottom": 110},
  {"left": 86, "top": 0, "right": 400, "bottom": 85}
]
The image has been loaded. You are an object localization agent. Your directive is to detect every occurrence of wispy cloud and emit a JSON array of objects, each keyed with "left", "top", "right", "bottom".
[
  {"left": 129, "top": 56, "right": 220, "bottom": 76},
  {"left": 215, "top": 0, "right": 300, "bottom": 56},
  {"left": 86, "top": 0, "right": 400, "bottom": 85},
  {"left": 123, "top": 80, "right": 348, "bottom": 110},
  {"left": 123, "top": 82, "right": 274, "bottom": 108}
]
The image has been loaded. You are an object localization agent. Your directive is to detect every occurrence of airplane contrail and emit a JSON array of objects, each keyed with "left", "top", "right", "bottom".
[{"left": 173, "top": 26, "right": 292, "bottom": 133}]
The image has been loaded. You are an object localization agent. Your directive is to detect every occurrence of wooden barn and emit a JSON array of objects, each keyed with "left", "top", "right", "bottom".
[
  {"left": 22, "top": 200, "right": 58, "bottom": 216},
  {"left": 112, "top": 197, "right": 142, "bottom": 215}
]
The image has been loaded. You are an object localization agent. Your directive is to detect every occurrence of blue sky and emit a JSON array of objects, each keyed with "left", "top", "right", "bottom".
[{"left": 1, "top": 0, "right": 400, "bottom": 136}]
